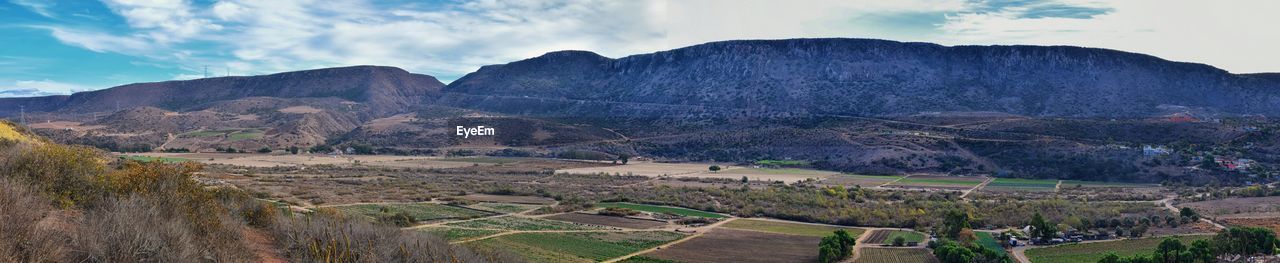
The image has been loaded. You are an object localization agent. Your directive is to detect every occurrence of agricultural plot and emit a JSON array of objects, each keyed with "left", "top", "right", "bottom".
[
  {"left": 983, "top": 178, "right": 1058, "bottom": 192},
  {"left": 545, "top": 213, "right": 668, "bottom": 229},
  {"left": 418, "top": 227, "right": 505, "bottom": 242},
  {"left": 466, "top": 231, "right": 686, "bottom": 262},
  {"left": 557, "top": 162, "right": 732, "bottom": 177},
  {"left": 120, "top": 155, "right": 190, "bottom": 163},
  {"left": 1178, "top": 196, "right": 1280, "bottom": 218},
  {"left": 696, "top": 167, "right": 840, "bottom": 183},
  {"left": 646, "top": 228, "right": 820, "bottom": 263},
  {"left": 466, "top": 202, "right": 542, "bottom": 214},
  {"left": 1059, "top": 180, "right": 1160, "bottom": 188},
  {"left": 974, "top": 232, "right": 1007, "bottom": 257},
  {"left": 458, "top": 194, "right": 556, "bottom": 205},
  {"left": 595, "top": 202, "right": 726, "bottom": 218},
  {"left": 885, "top": 175, "right": 985, "bottom": 190},
  {"left": 863, "top": 230, "right": 925, "bottom": 245},
  {"left": 444, "top": 216, "right": 609, "bottom": 231},
  {"left": 722, "top": 219, "right": 864, "bottom": 237},
  {"left": 178, "top": 128, "right": 264, "bottom": 141},
  {"left": 821, "top": 174, "right": 904, "bottom": 187},
  {"left": 855, "top": 248, "right": 940, "bottom": 263},
  {"left": 1025, "top": 235, "right": 1211, "bottom": 263},
  {"left": 333, "top": 203, "right": 494, "bottom": 222}
]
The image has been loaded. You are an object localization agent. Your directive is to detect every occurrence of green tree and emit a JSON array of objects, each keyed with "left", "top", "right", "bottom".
[
  {"left": 1030, "top": 212, "right": 1057, "bottom": 241},
  {"left": 709, "top": 165, "right": 721, "bottom": 173},
  {"left": 934, "top": 240, "right": 976, "bottom": 263},
  {"left": 1154, "top": 238, "right": 1185, "bottom": 263},
  {"left": 943, "top": 209, "right": 972, "bottom": 239},
  {"left": 257, "top": 147, "right": 271, "bottom": 153},
  {"left": 1179, "top": 207, "right": 1199, "bottom": 220},
  {"left": 818, "top": 236, "right": 841, "bottom": 263},
  {"left": 1188, "top": 240, "right": 1213, "bottom": 263}
]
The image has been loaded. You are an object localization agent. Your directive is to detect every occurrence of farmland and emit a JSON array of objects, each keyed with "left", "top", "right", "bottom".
[
  {"left": 1025, "top": 235, "right": 1212, "bottom": 263},
  {"left": 466, "top": 231, "right": 686, "bottom": 262},
  {"left": 419, "top": 227, "right": 505, "bottom": 242},
  {"left": 1059, "top": 180, "right": 1160, "bottom": 188},
  {"left": 645, "top": 228, "right": 821, "bottom": 263},
  {"left": 119, "top": 155, "right": 190, "bottom": 163},
  {"left": 467, "top": 202, "right": 543, "bottom": 214},
  {"left": 332, "top": 203, "right": 495, "bottom": 222},
  {"left": 595, "top": 202, "right": 726, "bottom": 218},
  {"left": 886, "top": 175, "right": 985, "bottom": 190},
  {"left": 863, "top": 230, "right": 925, "bottom": 245},
  {"left": 983, "top": 178, "right": 1058, "bottom": 192},
  {"left": 975, "top": 232, "right": 1007, "bottom": 257},
  {"left": 821, "top": 174, "right": 904, "bottom": 187},
  {"left": 855, "top": 248, "right": 940, "bottom": 263},
  {"left": 444, "top": 216, "right": 610, "bottom": 231},
  {"left": 722, "top": 219, "right": 864, "bottom": 237},
  {"left": 545, "top": 213, "right": 669, "bottom": 229}
]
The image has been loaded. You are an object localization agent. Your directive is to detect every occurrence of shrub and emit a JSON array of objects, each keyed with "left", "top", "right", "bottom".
[
  {"left": 270, "top": 214, "right": 520, "bottom": 262},
  {"left": 0, "top": 179, "right": 68, "bottom": 262}
]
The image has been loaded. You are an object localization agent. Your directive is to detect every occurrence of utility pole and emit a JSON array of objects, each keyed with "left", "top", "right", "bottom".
[
  {"left": 204, "top": 66, "right": 209, "bottom": 78},
  {"left": 226, "top": 66, "right": 230, "bottom": 77},
  {"left": 18, "top": 105, "right": 25, "bottom": 126}
]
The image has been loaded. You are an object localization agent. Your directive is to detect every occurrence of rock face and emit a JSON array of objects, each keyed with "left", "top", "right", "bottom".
[
  {"left": 0, "top": 65, "right": 443, "bottom": 116},
  {"left": 442, "top": 38, "right": 1280, "bottom": 117}
]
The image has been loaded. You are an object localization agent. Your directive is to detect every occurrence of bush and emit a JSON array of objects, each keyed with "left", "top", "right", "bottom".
[
  {"left": 270, "top": 214, "right": 520, "bottom": 262},
  {"left": 0, "top": 179, "right": 68, "bottom": 262}
]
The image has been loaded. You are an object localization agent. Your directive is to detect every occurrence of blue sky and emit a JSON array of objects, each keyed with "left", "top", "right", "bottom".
[{"left": 2, "top": 0, "right": 1278, "bottom": 97}]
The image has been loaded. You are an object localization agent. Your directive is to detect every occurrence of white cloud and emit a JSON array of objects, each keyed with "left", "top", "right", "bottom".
[
  {"left": 47, "top": 27, "right": 156, "bottom": 54},
  {"left": 2, "top": 80, "right": 98, "bottom": 97},
  {"left": 10, "top": 0, "right": 55, "bottom": 18},
  {"left": 99, "top": 0, "right": 221, "bottom": 43}
]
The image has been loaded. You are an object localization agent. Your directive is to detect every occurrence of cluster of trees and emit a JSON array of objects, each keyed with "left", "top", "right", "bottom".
[
  {"left": 817, "top": 229, "right": 857, "bottom": 263},
  {"left": 931, "top": 210, "right": 1012, "bottom": 263},
  {"left": 1098, "top": 227, "right": 1279, "bottom": 263}
]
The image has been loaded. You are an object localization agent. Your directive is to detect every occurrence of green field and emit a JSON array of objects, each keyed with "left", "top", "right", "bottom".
[
  {"left": 179, "top": 129, "right": 237, "bottom": 138},
  {"left": 178, "top": 128, "right": 265, "bottom": 142},
  {"left": 893, "top": 177, "right": 983, "bottom": 186},
  {"left": 466, "top": 231, "right": 686, "bottom": 262},
  {"left": 226, "top": 129, "right": 264, "bottom": 141},
  {"left": 755, "top": 159, "right": 810, "bottom": 167},
  {"left": 619, "top": 256, "right": 679, "bottom": 263},
  {"left": 1060, "top": 180, "right": 1160, "bottom": 188},
  {"left": 855, "top": 248, "right": 938, "bottom": 263},
  {"left": 595, "top": 202, "right": 725, "bottom": 219},
  {"left": 843, "top": 174, "right": 905, "bottom": 180},
  {"left": 419, "top": 227, "right": 505, "bottom": 242},
  {"left": 1025, "top": 235, "right": 1211, "bottom": 263},
  {"left": 975, "top": 232, "right": 1007, "bottom": 257},
  {"left": 986, "top": 178, "right": 1058, "bottom": 190},
  {"left": 722, "top": 219, "right": 864, "bottom": 237},
  {"left": 120, "top": 155, "right": 190, "bottom": 163},
  {"left": 467, "top": 202, "right": 543, "bottom": 214},
  {"left": 736, "top": 168, "right": 834, "bottom": 175},
  {"left": 881, "top": 230, "right": 926, "bottom": 245},
  {"left": 334, "top": 203, "right": 494, "bottom": 222},
  {"left": 445, "top": 216, "right": 609, "bottom": 231}
]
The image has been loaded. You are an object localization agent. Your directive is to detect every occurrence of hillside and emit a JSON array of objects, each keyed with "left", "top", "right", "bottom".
[
  {"left": 0, "top": 65, "right": 443, "bottom": 116},
  {"left": 441, "top": 38, "right": 1280, "bottom": 117}
]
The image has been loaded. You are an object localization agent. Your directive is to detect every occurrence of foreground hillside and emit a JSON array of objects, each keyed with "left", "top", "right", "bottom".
[{"left": 0, "top": 121, "right": 516, "bottom": 262}]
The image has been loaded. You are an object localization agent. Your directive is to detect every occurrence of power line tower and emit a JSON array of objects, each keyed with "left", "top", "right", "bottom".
[
  {"left": 204, "top": 66, "right": 209, "bottom": 78},
  {"left": 18, "top": 105, "right": 25, "bottom": 126}
]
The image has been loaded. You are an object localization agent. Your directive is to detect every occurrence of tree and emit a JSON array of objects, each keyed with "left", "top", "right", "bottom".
[
  {"left": 893, "top": 236, "right": 906, "bottom": 247},
  {"left": 834, "top": 229, "right": 856, "bottom": 257},
  {"left": 741, "top": 176, "right": 749, "bottom": 183},
  {"left": 286, "top": 146, "right": 299, "bottom": 154},
  {"left": 709, "top": 165, "right": 721, "bottom": 173},
  {"left": 934, "top": 240, "right": 976, "bottom": 263},
  {"left": 943, "top": 209, "right": 972, "bottom": 239},
  {"left": 957, "top": 229, "right": 978, "bottom": 246},
  {"left": 1179, "top": 207, "right": 1199, "bottom": 221},
  {"left": 618, "top": 154, "right": 630, "bottom": 165},
  {"left": 818, "top": 229, "right": 857, "bottom": 263},
  {"left": 1155, "top": 238, "right": 1185, "bottom": 263},
  {"left": 257, "top": 147, "right": 271, "bottom": 153},
  {"left": 1200, "top": 155, "right": 1219, "bottom": 170},
  {"left": 1030, "top": 212, "right": 1057, "bottom": 242},
  {"left": 1188, "top": 239, "right": 1213, "bottom": 263}
]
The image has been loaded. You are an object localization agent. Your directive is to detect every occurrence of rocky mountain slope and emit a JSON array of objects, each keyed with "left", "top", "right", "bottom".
[{"left": 441, "top": 38, "right": 1280, "bottom": 117}]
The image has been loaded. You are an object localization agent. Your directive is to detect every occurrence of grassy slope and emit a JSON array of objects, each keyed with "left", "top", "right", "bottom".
[
  {"left": 335, "top": 203, "right": 494, "bottom": 222},
  {"left": 975, "top": 232, "right": 1008, "bottom": 257},
  {"left": 881, "top": 230, "right": 925, "bottom": 244}
]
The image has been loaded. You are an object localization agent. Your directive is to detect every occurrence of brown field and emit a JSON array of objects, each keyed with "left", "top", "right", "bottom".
[
  {"left": 1178, "top": 196, "right": 1280, "bottom": 218},
  {"left": 362, "top": 113, "right": 416, "bottom": 131},
  {"left": 277, "top": 105, "right": 323, "bottom": 114},
  {"left": 883, "top": 175, "right": 986, "bottom": 190},
  {"left": 855, "top": 248, "right": 939, "bottom": 263},
  {"left": 1219, "top": 217, "right": 1280, "bottom": 234},
  {"left": 27, "top": 120, "right": 105, "bottom": 131},
  {"left": 544, "top": 213, "right": 668, "bottom": 229},
  {"left": 458, "top": 194, "right": 556, "bottom": 205},
  {"left": 140, "top": 153, "right": 481, "bottom": 169},
  {"left": 558, "top": 162, "right": 737, "bottom": 177},
  {"left": 687, "top": 167, "right": 838, "bottom": 183},
  {"left": 645, "top": 228, "right": 820, "bottom": 263},
  {"left": 821, "top": 174, "right": 903, "bottom": 187}
]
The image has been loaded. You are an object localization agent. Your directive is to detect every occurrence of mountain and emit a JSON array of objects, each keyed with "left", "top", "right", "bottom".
[
  {"left": 440, "top": 38, "right": 1280, "bottom": 117},
  {"left": 0, "top": 65, "right": 443, "bottom": 116}
]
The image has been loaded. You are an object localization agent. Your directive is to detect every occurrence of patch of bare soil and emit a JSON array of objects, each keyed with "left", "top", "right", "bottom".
[
  {"left": 646, "top": 228, "right": 820, "bottom": 263},
  {"left": 545, "top": 213, "right": 668, "bottom": 229}
]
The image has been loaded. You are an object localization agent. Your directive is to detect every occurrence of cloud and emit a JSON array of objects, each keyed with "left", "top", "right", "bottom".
[
  {"left": 10, "top": 0, "right": 55, "bottom": 18},
  {"left": 99, "top": 0, "right": 221, "bottom": 43},
  {"left": 47, "top": 27, "right": 156, "bottom": 54},
  {"left": 1, "top": 80, "right": 98, "bottom": 97}
]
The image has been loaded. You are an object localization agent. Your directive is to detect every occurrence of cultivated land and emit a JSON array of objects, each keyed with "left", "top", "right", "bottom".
[
  {"left": 983, "top": 178, "right": 1059, "bottom": 192},
  {"left": 863, "top": 230, "right": 926, "bottom": 245},
  {"left": 459, "top": 194, "right": 557, "bottom": 205},
  {"left": 975, "top": 232, "right": 1008, "bottom": 257},
  {"left": 1059, "top": 180, "right": 1161, "bottom": 188},
  {"left": 467, "top": 231, "right": 687, "bottom": 262},
  {"left": 332, "top": 203, "right": 495, "bottom": 222},
  {"left": 1025, "top": 235, "right": 1212, "bottom": 263},
  {"left": 885, "top": 175, "right": 986, "bottom": 190},
  {"left": 645, "top": 228, "right": 821, "bottom": 263},
  {"left": 545, "top": 213, "right": 669, "bottom": 229},
  {"left": 595, "top": 202, "right": 727, "bottom": 219},
  {"left": 131, "top": 152, "right": 497, "bottom": 168},
  {"left": 820, "top": 174, "right": 904, "bottom": 187},
  {"left": 557, "top": 162, "right": 733, "bottom": 177},
  {"left": 557, "top": 162, "right": 840, "bottom": 183},
  {"left": 722, "top": 219, "right": 864, "bottom": 237},
  {"left": 1178, "top": 196, "right": 1280, "bottom": 218},
  {"left": 444, "top": 216, "right": 611, "bottom": 231},
  {"left": 855, "top": 248, "right": 940, "bottom": 263},
  {"left": 467, "top": 202, "right": 544, "bottom": 214},
  {"left": 419, "top": 227, "right": 506, "bottom": 242}
]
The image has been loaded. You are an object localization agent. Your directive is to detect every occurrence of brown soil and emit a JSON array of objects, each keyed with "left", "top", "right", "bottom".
[
  {"left": 241, "top": 228, "right": 286, "bottom": 263},
  {"left": 545, "top": 213, "right": 668, "bottom": 229},
  {"left": 645, "top": 228, "right": 820, "bottom": 263}
]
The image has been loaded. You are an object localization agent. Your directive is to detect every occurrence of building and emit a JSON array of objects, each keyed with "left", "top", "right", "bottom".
[{"left": 1143, "top": 145, "right": 1171, "bottom": 157}]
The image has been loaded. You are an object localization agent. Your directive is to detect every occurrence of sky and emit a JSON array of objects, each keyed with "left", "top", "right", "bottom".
[{"left": 1, "top": 0, "right": 1278, "bottom": 97}]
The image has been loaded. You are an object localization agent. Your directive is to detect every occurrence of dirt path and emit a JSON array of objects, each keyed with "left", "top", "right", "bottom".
[
  {"left": 962, "top": 177, "right": 995, "bottom": 199},
  {"left": 1011, "top": 245, "right": 1031, "bottom": 263},
  {"left": 1158, "top": 195, "right": 1226, "bottom": 230},
  {"left": 242, "top": 228, "right": 287, "bottom": 263},
  {"left": 599, "top": 218, "right": 738, "bottom": 263}
]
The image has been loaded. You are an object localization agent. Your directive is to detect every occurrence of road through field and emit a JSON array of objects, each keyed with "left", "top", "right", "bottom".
[{"left": 600, "top": 218, "right": 738, "bottom": 263}]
